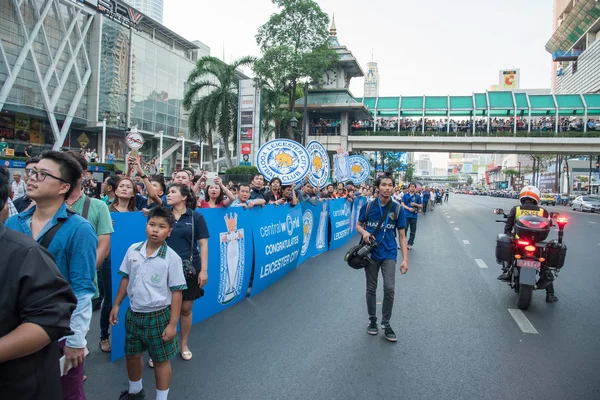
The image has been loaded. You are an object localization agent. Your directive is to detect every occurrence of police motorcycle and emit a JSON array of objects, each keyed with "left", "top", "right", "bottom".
[{"left": 494, "top": 209, "right": 568, "bottom": 310}]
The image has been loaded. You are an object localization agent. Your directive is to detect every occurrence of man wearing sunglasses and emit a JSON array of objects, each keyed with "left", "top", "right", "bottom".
[{"left": 6, "top": 151, "right": 97, "bottom": 400}]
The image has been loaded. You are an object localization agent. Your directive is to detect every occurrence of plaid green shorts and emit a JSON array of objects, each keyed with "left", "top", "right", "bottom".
[{"left": 125, "top": 307, "right": 178, "bottom": 362}]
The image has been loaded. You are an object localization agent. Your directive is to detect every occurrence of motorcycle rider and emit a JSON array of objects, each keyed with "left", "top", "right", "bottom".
[{"left": 499, "top": 185, "right": 558, "bottom": 303}]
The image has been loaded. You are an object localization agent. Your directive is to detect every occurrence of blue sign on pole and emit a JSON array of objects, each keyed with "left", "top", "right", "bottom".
[
  {"left": 298, "top": 201, "right": 329, "bottom": 265},
  {"left": 328, "top": 199, "right": 354, "bottom": 250},
  {"left": 250, "top": 204, "right": 303, "bottom": 296}
]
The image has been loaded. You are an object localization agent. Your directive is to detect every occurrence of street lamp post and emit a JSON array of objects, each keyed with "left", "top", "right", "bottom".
[
  {"left": 101, "top": 118, "right": 107, "bottom": 163},
  {"left": 154, "top": 130, "right": 164, "bottom": 172},
  {"left": 178, "top": 134, "right": 185, "bottom": 169}
]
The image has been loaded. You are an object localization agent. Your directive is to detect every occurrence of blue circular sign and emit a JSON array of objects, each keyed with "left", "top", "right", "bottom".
[
  {"left": 348, "top": 155, "right": 371, "bottom": 184},
  {"left": 306, "top": 140, "right": 330, "bottom": 189},
  {"left": 256, "top": 139, "right": 311, "bottom": 185}
]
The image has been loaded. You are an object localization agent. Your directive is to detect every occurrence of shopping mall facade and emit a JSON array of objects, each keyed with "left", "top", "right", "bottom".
[{"left": 0, "top": 0, "right": 210, "bottom": 172}]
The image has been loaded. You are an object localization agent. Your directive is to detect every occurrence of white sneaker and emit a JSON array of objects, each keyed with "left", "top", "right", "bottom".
[{"left": 407, "top": 245, "right": 413, "bottom": 250}]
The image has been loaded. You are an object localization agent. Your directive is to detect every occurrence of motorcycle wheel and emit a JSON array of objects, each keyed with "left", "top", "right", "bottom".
[{"left": 517, "top": 284, "right": 533, "bottom": 310}]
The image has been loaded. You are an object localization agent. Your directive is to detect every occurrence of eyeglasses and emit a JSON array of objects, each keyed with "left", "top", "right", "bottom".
[{"left": 26, "top": 168, "right": 69, "bottom": 184}]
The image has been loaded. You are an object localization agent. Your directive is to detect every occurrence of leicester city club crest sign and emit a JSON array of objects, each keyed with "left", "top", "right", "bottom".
[
  {"left": 256, "top": 139, "right": 310, "bottom": 184},
  {"left": 348, "top": 155, "right": 371, "bottom": 184},
  {"left": 306, "top": 140, "right": 330, "bottom": 189}
]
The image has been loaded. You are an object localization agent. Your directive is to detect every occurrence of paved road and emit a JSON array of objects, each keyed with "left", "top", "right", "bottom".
[{"left": 84, "top": 195, "right": 600, "bottom": 400}]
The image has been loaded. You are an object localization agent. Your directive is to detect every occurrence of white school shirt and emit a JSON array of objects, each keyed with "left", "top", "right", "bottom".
[{"left": 118, "top": 241, "right": 187, "bottom": 313}]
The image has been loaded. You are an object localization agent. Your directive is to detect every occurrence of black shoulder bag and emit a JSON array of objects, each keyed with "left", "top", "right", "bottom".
[
  {"left": 345, "top": 200, "right": 393, "bottom": 270},
  {"left": 182, "top": 212, "right": 196, "bottom": 279}
]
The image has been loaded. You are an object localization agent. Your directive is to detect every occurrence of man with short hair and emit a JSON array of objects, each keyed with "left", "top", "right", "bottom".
[
  {"left": 356, "top": 172, "right": 409, "bottom": 342},
  {"left": 250, "top": 174, "right": 267, "bottom": 200},
  {"left": 0, "top": 166, "right": 78, "bottom": 399},
  {"left": 11, "top": 171, "right": 26, "bottom": 199},
  {"left": 101, "top": 175, "right": 118, "bottom": 206},
  {"left": 401, "top": 183, "right": 422, "bottom": 250},
  {"left": 67, "top": 151, "right": 114, "bottom": 318},
  {"left": 230, "top": 184, "right": 265, "bottom": 208},
  {"left": 13, "top": 157, "right": 39, "bottom": 212},
  {"left": 6, "top": 151, "right": 98, "bottom": 399}
]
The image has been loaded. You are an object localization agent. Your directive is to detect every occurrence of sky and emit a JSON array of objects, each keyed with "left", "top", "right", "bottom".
[{"left": 163, "top": 0, "right": 555, "bottom": 167}]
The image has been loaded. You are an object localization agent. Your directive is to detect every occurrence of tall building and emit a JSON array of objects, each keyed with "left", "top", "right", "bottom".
[
  {"left": 416, "top": 154, "right": 432, "bottom": 176},
  {"left": 125, "top": 0, "right": 163, "bottom": 23},
  {"left": 1, "top": 0, "right": 210, "bottom": 173},
  {"left": 547, "top": 0, "right": 600, "bottom": 93},
  {"left": 363, "top": 61, "right": 379, "bottom": 97}
]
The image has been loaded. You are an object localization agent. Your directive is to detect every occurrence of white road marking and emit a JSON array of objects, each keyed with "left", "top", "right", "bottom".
[
  {"left": 475, "top": 259, "right": 488, "bottom": 268},
  {"left": 447, "top": 216, "right": 451, "bottom": 218},
  {"left": 463, "top": 240, "right": 470, "bottom": 244},
  {"left": 508, "top": 309, "right": 539, "bottom": 334},
  {"left": 588, "top": 221, "right": 597, "bottom": 224},
  {"left": 450, "top": 221, "right": 455, "bottom": 224},
  {"left": 454, "top": 227, "right": 460, "bottom": 231}
]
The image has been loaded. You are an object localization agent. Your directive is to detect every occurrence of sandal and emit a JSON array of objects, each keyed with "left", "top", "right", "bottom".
[
  {"left": 99, "top": 340, "right": 111, "bottom": 353},
  {"left": 148, "top": 358, "right": 154, "bottom": 368},
  {"left": 180, "top": 351, "right": 193, "bottom": 361}
]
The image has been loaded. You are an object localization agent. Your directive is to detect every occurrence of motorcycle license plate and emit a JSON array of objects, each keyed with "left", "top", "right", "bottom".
[{"left": 516, "top": 259, "right": 540, "bottom": 269}]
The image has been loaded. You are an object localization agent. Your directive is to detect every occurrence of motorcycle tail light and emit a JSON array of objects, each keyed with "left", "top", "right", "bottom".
[
  {"left": 517, "top": 240, "right": 530, "bottom": 246},
  {"left": 525, "top": 245, "right": 536, "bottom": 252},
  {"left": 556, "top": 217, "right": 568, "bottom": 227}
]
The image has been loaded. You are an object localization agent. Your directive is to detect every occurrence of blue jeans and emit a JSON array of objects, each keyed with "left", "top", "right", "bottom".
[
  {"left": 100, "top": 257, "right": 112, "bottom": 341},
  {"left": 406, "top": 217, "right": 417, "bottom": 246}
]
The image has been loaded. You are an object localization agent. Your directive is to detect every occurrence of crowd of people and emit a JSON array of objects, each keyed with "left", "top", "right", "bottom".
[
  {"left": 0, "top": 148, "right": 445, "bottom": 399},
  {"left": 347, "top": 117, "right": 600, "bottom": 134}
]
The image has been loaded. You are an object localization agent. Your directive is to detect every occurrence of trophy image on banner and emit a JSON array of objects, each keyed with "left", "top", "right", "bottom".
[
  {"left": 301, "top": 209, "right": 313, "bottom": 257},
  {"left": 125, "top": 126, "right": 144, "bottom": 176},
  {"left": 219, "top": 213, "right": 245, "bottom": 304},
  {"left": 316, "top": 202, "right": 328, "bottom": 251},
  {"left": 333, "top": 148, "right": 351, "bottom": 183}
]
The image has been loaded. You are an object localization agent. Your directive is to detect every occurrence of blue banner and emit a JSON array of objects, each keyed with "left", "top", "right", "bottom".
[
  {"left": 352, "top": 197, "right": 368, "bottom": 235},
  {"left": 191, "top": 208, "right": 253, "bottom": 321},
  {"left": 109, "top": 209, "right": 254, "bottom": 361},
  {"left": 298, "top": 201, "right": 329, "bottom": 265},
  {"left": 250, "top": 204, "right": 303, "bottom": 296},
  {"left": 328, "top": 198, "right": 353, "bottom": 250},
  {"left": 110, "top": 212, "right": 147, "bottom": 362}
]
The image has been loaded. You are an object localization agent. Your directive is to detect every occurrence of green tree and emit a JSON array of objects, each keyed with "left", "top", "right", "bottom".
[
  {"left": 502, "top": 168, "right": 520, "bottom": 190},
  {"left": 184, "top": 55, "right": 255, "bottom": 169},
  {"left": 404, "top": 163, "right": 415, "bottom": 183},
  {"left": 255, "top": 0, "right": 337, "bottom": 140}
]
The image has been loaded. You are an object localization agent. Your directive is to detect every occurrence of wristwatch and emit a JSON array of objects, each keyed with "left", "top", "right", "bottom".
[{"left": 140, "top": 174, "right": 148, "bottom": 179}]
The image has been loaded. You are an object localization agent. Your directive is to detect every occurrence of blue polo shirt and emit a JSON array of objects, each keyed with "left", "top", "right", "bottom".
[
  {"left": 402, "top": 192, "right": 422, "bottom": 219},
  {"left": 358, "top": 198, "right": 406, "bottom": 262},
  {"left": 5, "top": 203, "right": 98, "bottom": 348},
  {"left": 166, "top": 208, "right": 210, "bottom": 272},
  {"left": 423, "top": 191, "right": 430, "bottom": 202}
]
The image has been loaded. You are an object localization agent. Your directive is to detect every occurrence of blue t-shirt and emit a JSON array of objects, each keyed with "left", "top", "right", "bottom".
[
  {"left": 358, "top": 198, "right": 406, "bottom": 262},
  {"left": 401, "top": 192, "right": 422, "bottom": 219},
  {"left": 423, "top": 191, "right": 430, "bottom": 201}
]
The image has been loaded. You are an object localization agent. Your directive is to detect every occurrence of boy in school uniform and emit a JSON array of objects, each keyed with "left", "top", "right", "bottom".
[{"left": 110, "top": 207, "right": 187, "bottom": 400}]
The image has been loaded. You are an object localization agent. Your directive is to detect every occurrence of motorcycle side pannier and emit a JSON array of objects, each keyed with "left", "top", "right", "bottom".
[
  {"left": 495, "top": 234, "right": 512, "bottom": 263},
  {"left": 545, "top": 242, "right": 567, "bottom": 269}
]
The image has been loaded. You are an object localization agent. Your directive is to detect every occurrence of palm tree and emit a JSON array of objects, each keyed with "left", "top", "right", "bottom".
[{"left": 184, "top": 56, "right": 255, "bottom": 169}]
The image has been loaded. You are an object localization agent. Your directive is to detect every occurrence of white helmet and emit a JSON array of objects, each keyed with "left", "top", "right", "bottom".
[{"left": 519, "top": 185, "right": 540, "bottom": 205}]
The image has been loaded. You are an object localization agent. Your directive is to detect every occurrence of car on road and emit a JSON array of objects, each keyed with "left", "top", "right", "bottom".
[
  {"left": 571, "top": 195, "right": 600, "bottom": 212},
  {"left": 540, "top": 193, "right": 557, "bottom": 206}
]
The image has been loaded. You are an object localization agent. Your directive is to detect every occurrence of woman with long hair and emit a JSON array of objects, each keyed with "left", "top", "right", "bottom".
[
  {"left": 146, "top": 183, "right": 208, "bottom": 367},
  {"left": 198, "top": 177, "right": 235, "bottom": 208},
  {"left": 264, "top": 177, "right": 283, "bottom": 204},
  {"left": 109, "top": 177, "right": 138, "bottom": 212}
]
